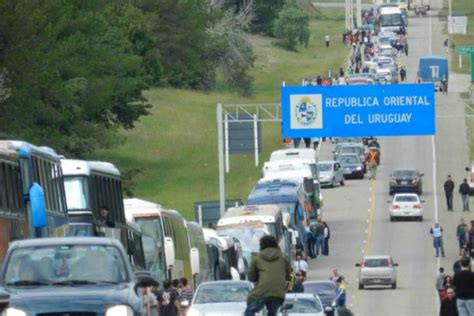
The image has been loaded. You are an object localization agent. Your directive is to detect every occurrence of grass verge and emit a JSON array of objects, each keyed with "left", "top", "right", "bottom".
[{"left": 95, "top": 9, "right": 350, "bottom": 219}]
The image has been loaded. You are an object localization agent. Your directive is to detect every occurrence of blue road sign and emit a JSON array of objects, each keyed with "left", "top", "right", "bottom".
[{"left": 281, "top": 84, "right": 435, "bottom": 138}]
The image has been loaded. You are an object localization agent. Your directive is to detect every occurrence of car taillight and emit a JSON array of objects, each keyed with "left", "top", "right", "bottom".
[
  {"left": 393, "top": 204, "right": 400, "bottom": 209},
  {"left": 390, "top": 179, "right": 397, "bottom": 184},
  {"left": 414, "top": 204, "right": 421, "bottom": 209}
]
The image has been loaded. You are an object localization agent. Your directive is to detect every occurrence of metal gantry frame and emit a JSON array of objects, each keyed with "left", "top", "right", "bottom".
[{"left": 217, "top": 103, "right": 281, "bottom": 216}]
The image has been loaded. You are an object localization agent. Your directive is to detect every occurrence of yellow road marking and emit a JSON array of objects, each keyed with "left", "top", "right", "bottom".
[{"left": 351, "top": 179, "right": 377, "bottom": 310}]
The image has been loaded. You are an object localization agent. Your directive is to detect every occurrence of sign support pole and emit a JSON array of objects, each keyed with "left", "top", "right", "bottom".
[
  {"left": 217, "top": 103, "right": 225, "bottom": 217},
  {"left": 224, "top": 113, "right": 230, "bottom": 173},
  {"left": 254, "top": 114, "right": 259, "bottom": 167}
]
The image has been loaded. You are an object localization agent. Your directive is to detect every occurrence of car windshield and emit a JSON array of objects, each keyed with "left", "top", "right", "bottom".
[
  {"left": 364, "top": 258, "right": 390, "bottom": 267},
  {"left": 284, "top": 297, "right": 323, "bottom": 313},
  {"left": 217, "top": 226, "right": 269, "bottom": 253},
  {"left": 304, "top": 282, "right": 336, "bottom": 295},
  {"left": 339, "top": 147, "right": 361, "bottom": 154},
  {"left": 337, "top": 156, "right": 359, "bottom": 164},
  {"left": 3, "top": 244, "right": 128, "bottom": 285},
  {"left": 380, "top": 14, "right": 403, "bottom": 26},
  {"left": 195, "top": 283, "right": 250, "bottom": 304},
  {"left": 394, "top": 195, "right": 418, "bottom": 202},
  {"left": 318, "top": 163, "right": 332, "bottom": 172},
  {"left": 393, "top": 170, "right": 417, "bottom": 177}
]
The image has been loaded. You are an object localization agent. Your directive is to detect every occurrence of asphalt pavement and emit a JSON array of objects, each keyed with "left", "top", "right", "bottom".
[{"left": 305, "top": 2, "right": 473, "bottom": 315}]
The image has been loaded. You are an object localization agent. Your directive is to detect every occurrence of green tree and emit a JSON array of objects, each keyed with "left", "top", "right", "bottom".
[
  {"left": 273, "top": 2, "right": 310, "bottom": 50},
  {"left": 251, "top": 0, "right": 286, "bottom": 35},
  {"left": 0, "top": 0, "right": 150, "bottom": 156}
]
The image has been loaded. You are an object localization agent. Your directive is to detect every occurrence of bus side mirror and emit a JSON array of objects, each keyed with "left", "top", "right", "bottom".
[
  {"left": 190, "top": 247, "right": 200, "bottom": 276},
  {"left": 466, "top": 167, "right": 470, "bottom": 172},
  {"left": 29, "top": 183, "right": 48, "bottom": 228},
  {"left": 164, "top": 237, "right": 175, "bottom": 269}
]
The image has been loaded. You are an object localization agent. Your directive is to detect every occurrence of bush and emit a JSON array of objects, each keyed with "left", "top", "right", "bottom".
[{"left": 273, "top": 3, "right": 310, "bottom": 50}]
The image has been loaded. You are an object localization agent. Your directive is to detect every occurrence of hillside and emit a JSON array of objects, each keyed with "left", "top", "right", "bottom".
[{"left": 96, "top": 10, "right": 350, "bottom": 219}]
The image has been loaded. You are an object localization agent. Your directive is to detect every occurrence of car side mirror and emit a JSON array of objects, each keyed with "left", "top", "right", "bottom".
[
  {"left": 280, "top": 304, "right": 294, "bottom": 312},
  {"left": 466, "top": 167, "right": 470, "bottom": 172},
  {"left": 422, "top": 200, "right": 425, "bottom": 203},
  {"left": 420, "top": 173, "right": 424, "bottom": 177},
  {"left": 393, "top": 263, "right": 399, "bottom": 267},
  {"left": 355, "top": 263, "right": 361, "bottom": 267},
  {"left": 332, "top": 151, "right": 335, "bottom": 154}
]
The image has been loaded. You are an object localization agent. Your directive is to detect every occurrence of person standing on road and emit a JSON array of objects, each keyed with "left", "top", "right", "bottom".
[
  {"left": 333, "top": 277, "right": 347, "bottom": 308},
  {"left": 323, "top": 221, "right": 330, "bottom": 256},
  {"left": 245, "top": 235, "right": 291, "bottom": 316},
  {"left": 400, "top": 67, "right": 406, "bottom": 82},
  {"left": 453, "top": 257, "right": 474, "bottom": 316},
  {"left": 439, "top": 287, "right": 459, "bottom": 316},
  {"left": 325, "top": 34, "right": 330, "bottom": 47},
  {"left": 431, "top": 223, "right": 446, "bottom": 258},
  {"left": 365, "top": 148, "right": 380, "bottom": 180},
  {"left": 157, "top": 280, "right": 182, "bottom": 316},
  {"left": 444, "top": 175, "right": 455, "bottom": 211},
  {"left": 459, "top": 179, "right": 470, "bottom": 212},
  {"left": 437, "top": 267, "right": 447, "bottom": 298},
  {"left": 292, "top": 253, "right": 308, "bottom": 279},
  {"left": 457, "top": 219, "right": 468, "bottom": 254},
  {"left": 311, "top": 216, "right": 326, "bottom": 257}
]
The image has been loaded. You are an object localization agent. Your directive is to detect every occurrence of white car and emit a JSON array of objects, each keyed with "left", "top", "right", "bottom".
[
  {"left": 389, "top": 193, "right": 424, "bottom": 221},
  {"left": 280, "top": 293, "right": 325, "bottom": 316},
  {"left": 318, "top": 160, "right": 345, "bottom": 187},
  {"left": 187, "top": 280, "right": 256, "bottom": 316},
  {"left": 356, "top": 255, "right": 398, "bottom": 289},
  {"left": 364, "top": 56, "right": 395, "bottom": 70}
]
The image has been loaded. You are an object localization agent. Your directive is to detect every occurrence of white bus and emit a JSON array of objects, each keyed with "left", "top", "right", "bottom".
[
  {"left": 217, "top": 205, "right": 291, "bottom": 262},
  {"left": 378, "top": 7, "right": 405, "bottom": 34}
]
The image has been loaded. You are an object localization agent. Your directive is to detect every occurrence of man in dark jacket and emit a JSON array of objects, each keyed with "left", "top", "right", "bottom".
[
  {"left": 459, "top": 179, "right": 470, "bottom": 212},
  {"left": 444, "top": 175, "right": 455, "bottom": 211},
  {"left": 245, "top": 235, "right": 291, "bottom": 316},
  {"left": 439, "top": 287, "right": 458, "bottom": 316},
  {"left": 453, "top": 257, "right": 474, "bottom": 315}
]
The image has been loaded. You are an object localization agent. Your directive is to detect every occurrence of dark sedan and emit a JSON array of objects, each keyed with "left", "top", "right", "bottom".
[
  {"left": 336, "top": 154, "right": 365, "bottom": 179},
  {"left": 303, "top": 280, "right": 337, "bottom": 315},
  {"left": 389, "top": 169, "right": 424, "bottom": 195}
]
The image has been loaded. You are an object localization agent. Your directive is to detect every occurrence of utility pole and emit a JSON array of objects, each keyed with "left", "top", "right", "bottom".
[
  {"left": 217, "top": 103, "right": 225, "bottom": 217},
  {"left": 356, "top": 0, "right": 362, "bottom": 28}
]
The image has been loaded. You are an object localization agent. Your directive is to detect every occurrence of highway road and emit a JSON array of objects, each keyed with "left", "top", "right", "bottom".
[{"left": 306, "top": 1, "right": 473, "bottom": 315}]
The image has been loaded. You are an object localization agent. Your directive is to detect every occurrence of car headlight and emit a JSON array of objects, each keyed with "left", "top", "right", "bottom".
[
  {"left": 2, "top": 308, "right": 27, "bottom": 316},
  {"left": 187, "top": 308, "right": 201, "bottom": 316},
  {"left": 356, "top": 166, "right": 362, "bottom": 170},
  {"left": 105, "top": 305, "right": 134, "bottom": 316}
]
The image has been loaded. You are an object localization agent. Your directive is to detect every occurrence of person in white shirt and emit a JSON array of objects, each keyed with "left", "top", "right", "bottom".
[{"left": 293, "top": 253, "right": 309, "bottom": 279}]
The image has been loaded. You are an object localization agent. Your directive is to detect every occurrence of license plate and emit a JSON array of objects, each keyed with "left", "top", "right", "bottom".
[
  {"left": 401, "top": 181, "right": 408, "bottom": 184},
  {"left": 372, "top": 279, "right": 381, "bottom": 283}
]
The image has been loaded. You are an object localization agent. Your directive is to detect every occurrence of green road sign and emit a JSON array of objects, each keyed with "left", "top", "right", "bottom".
[{"left": 456, "top": 46, "right": 474, "bottom": 55}]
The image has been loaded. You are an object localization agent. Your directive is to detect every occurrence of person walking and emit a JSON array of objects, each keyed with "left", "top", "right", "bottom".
[
  {"left": 440, "top": 287, "right": 459, "bottom": 316},
  {"left": 457, "top": 219, "right": 468, "bottom": 254},
  {"left": 431, "top": 223, "right": 446, "bottom": 258},
  {"left": 245, "top": 235, "right": 291, "bottom": 316},
  {"left": 365, "top": 148, "right": 380, "bottom": 180},
  {"left": 452, "top": 257, "right": 474, "bottom": 316},
  {"left": 325, "top": 34, "right": 330, "bottom": 47},
  {"left": 156, "top": 280, "right": 182, "bottom": 316},
  {"left": 323, "top": 221, "right": 330, "bottom": 256},
  {"left": 444, "top": 175, "right": 455, "bottom": 211},
  {"left": 459, "top": 179, "right": 470, "bottom": 212},
  {"left": 437, "top": 267, "right": 447, "bottom": 298},
  {"left": 333, "top": 277, "right": 347, "bottom": 308},
  {"left": 178, "top": 277, "right": 193, "bottom": 316}
]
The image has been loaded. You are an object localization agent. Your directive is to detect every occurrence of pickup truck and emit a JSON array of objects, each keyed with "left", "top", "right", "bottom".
[{"left": 0, "top": 237, "right": 145, "bottom": 315}]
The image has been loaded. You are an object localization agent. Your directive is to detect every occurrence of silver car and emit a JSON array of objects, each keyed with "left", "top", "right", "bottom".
[
  {"left": 318, "top": 161, "right": 344, "bottom": 187},
  {"left": 356, "top": 255, "right": 398, "bottom": 289},
  {"left": 187, "top": 280, "right": 255, "bottom": 316}
]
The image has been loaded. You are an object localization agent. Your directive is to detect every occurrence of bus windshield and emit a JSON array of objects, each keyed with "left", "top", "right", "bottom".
[
  {"left": 63, "top": 176, "right": 90, "bottom": 210},
  {"left": 217, "top": 225, "right": 271, "bottom": 253},
  {"left": 380, "top": 14, "right": 403, "bottom": 27},
  {"left": 135, "top": 217, "right": 167, "bottom": 283}
]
